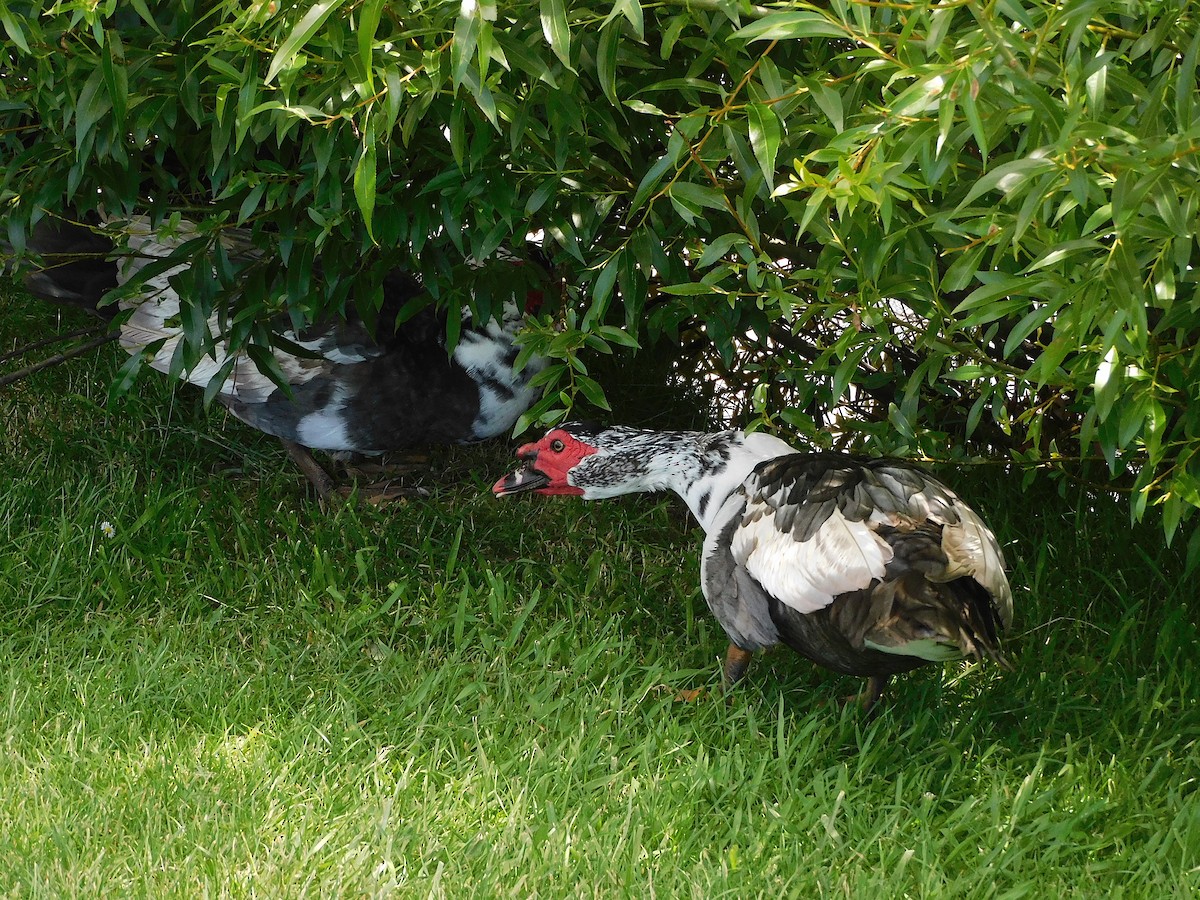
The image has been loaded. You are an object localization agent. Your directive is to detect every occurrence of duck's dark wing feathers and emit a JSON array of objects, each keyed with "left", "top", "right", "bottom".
[
  {"left": 706, "top": 453, "right": 1012, "bottom": 670},
  {"left": 700, "top": 493, "right": 781, "bottom": 652}
]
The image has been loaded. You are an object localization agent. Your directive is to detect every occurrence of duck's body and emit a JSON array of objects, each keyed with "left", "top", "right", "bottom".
[
  {"left": 15, "top": 214, "right": 548, "bottom": 499},
  {"left": 494, "top": 424, "right": 1013, "bottom": 708}
]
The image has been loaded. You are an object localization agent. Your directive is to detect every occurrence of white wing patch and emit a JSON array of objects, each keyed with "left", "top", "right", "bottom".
[
  {"left": 731, "top": 505, "right": 891, "bottom": 614},
  {"left": 120, "top": 292, "right": 329, "bottom": 404},
  {"left": 294, "top": 400, "right": 353, "bottom": 450},
  {"left": 111, "top": 218, "right": 339, "bottom": 404},
  {"left": 453, "top": 305, "right": 546, "bottom": 439}
]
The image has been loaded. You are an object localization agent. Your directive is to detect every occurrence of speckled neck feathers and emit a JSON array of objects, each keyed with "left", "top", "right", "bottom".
[{"left": 564, "top": 425, "right": 796, "bottom": 533}]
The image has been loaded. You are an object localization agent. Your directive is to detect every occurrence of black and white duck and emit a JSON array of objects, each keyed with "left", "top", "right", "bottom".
[
  {"left": 494, "top": 423, "right": 1014, "bottom": 710},
  {"left": 14, "top": 213, "right": 549, "bottom": 501}
]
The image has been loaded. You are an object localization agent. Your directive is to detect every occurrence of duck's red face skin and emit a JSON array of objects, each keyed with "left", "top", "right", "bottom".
[{"left": 492, "top": 429, "right": 597, "bottom": 497}]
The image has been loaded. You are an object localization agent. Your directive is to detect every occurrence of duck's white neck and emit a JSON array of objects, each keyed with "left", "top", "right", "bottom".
[{"left": 573, "top": 428, "right": 796, "bottom": 533}]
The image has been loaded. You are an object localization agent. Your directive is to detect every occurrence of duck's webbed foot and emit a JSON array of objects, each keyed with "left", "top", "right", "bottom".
[
  {"left": 844, "top": 675, "right": 889, "bottom": 714},
  {"left": 722, "top": 644, "right": 754, "bottom": 690},
  {"left": 341, "top": 453, "right": 432, "bottom": 504},
  {"left": 283, "top": 442, "right": 432, "bottom": 506},
  {"left": 338, "top": 480, "right": 432, "bottom": 505},
  {"left": 674, "top": 644, "right": 756, "bottom": 703},
  {"left": 341, "top": 452, "right": 432, "bottom": 480}
]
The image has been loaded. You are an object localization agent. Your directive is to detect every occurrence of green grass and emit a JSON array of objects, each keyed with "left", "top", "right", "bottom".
[{"left": 1, "top": 282, "right": 1198, "bottom": 897}]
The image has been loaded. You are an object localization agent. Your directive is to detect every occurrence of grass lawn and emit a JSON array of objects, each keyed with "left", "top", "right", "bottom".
[{"left": 1, "top": 282, "right": 1198, "bottom": 897}]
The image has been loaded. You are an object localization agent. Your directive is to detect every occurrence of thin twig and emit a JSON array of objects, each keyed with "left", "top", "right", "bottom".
[
  {"left": 0, "top": 324, "right": 110, "bottom": 365},
  {"left": 0, "top": 333, "right": 118, "bottom": 389}
]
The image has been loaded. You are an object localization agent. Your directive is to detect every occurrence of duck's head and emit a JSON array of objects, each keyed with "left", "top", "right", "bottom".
[
  {"left": 492, "top": 422, "right": 699, "bottom": 500},
  {"left": 492, "top": 423, "right": 603, "bottom": 498}
]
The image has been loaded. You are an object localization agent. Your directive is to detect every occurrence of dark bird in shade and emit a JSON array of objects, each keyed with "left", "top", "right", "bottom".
[{"left": 9, "top": 213, "right": 549, "bottom": 502}]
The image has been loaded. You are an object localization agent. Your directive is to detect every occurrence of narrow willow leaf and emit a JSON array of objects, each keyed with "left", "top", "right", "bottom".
[
  {"left": 1175, "top": 28, "right": 1200, "bottom": 126},
  {"left": 660, "top": 282, "right": 717, "bottom": 296},
  {"left": 357, "top": 0, "right": 384, "bottom": 91},
  {"left": 805, "top": 77, "right": 843, "bottom": 132},
  {"left": 956, "top": 273, "right": 1045, "bottom": 315},
  {"left": 747, "top": 102, "right": 781, "bottom": 189},
  {"left": 540, "top": 0, "right": 572, "bottom": 68},
  {"left": 354, "top": 140, "right": 377, "bottom": 239},
  {"left": 670, "top": 182, "right": 727, "bottom": 212},
  {"left": 127, "top": 0, "right": 160, "bottom": 32},
  {"left": 576, "top": 373, "right": 612, "bottom": 411},
  {"left": 75, "top": 68, "right": 112, "bottom": 150},
  {"left": 597, "top": 22, "right": 619, "bottom": 105},
  {"left": 629, "top": 154, "right": 674, "bottom": 211},
  {"left": 697, "top": 233, "right": 745, "bottom": 269},
  {"left": 0, "top": 4, "right": 29, "bottom": 53},
  {"left": 107, "top": 351, "right": 145, "bottom": 406},
  {"left": 1003, "top": 297, "right": 1067, "bottom": 359},
  {"left": 452, "top": 10, "right": 480, "bottom": 88},
  {"left": 959, "top": 157, "right": 1056, "bottom": 207},
  {"left": 266, "top": 0, "right": 346, "bottom": 84},
  {"left": 592, "top": 259, "right": 619, "bottom": 306},
  {"left": 101, "top": 32, "right": 128, "bottom": 125},
  {"left": 960, "top": 76, "right": 987, "bottom": 161},
  {"left": 595, "top": 324, "right": 640, "bottom": 349},
  {"left": 1022, "top": 239, "right": 1103, "bottom": 273},
  {"left": 615, "top": 0, "right": 644, "bottom": 40},
  {"left": 237, "top": 182, "right": 267, "bottom": 224},
  {"left": 202, "top": 355, "right": 239, "bottom": 407},
  {"left": 733, "top": 11, "right": 845, "bottom": 42}
]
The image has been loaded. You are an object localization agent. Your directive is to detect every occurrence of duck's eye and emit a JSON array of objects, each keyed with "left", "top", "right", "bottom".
[{"left": 550, "top": 439, "right": 565, "bottom": 453}]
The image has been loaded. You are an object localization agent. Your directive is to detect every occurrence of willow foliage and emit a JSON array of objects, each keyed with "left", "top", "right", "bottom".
[{"left": 2, "top": 0, "right": 1199, "bottom": 547}]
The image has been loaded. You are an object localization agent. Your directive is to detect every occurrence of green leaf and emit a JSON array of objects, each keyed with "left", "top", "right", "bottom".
[
  {"left": 697, "top": 233, "right": 746, "bottom": 269},
  {"left": 733, "top": 11, "right": 845, "bottom": 42},
  {"left": 597, "top": 23, "right": 620, "bottom": 106},
  {"left": 595, "top": 325, "right": 640, "bottom": 349},
  {"left": 106, "top": 352, "right": 145, "bottom": 406},
  {"left": 747, "top": 102, "right": 781, "bottom": 188},
  {"left": 202, "top": 355, "right": 240, "bottom": 408},
  {"left": 237, "top": 182, "right": 267, "bottom": 225},
  {"left": 575, "top": 373, "right": 612, "bottom": 411},
  {"left": 0, "top": 3, "right": 30, "bottom": 53},
  {"left": 1022, "top": 239, "right": 1103, "bottom": 273},
  {"left": 960, "top": 76, "right": 987, "bottom": 161},
  {"left": 354, "top": 140, "right": 377, "bottom": 239},
  {"left": 947, "top": 364, "right": 987, "bottom": 381},
  {"left": 805, "top": 77, "right": 843, "bottom": 132},
  {"left": 75, "top": 68, "right": 112, "bottom": 150},
  {"left": 607, "top": 0, "right": 644, "bottom": 40},
  {"left": 540, "top": 0, "right": 572, "bottom": 68},
  {"left": 266, "top": 0, "right": 347, "bottom": 85},
  {"left": 1003, "top": 298, "right": 1066, "bottom": 359},
  {"left": 959, "top": 157, "right": 1057, "bottom": 208},
  {"left": 101, "top": 32, "right": 128, "bottom": 126},
  {"left": 452, "top": 9, "right": 480, "bottom": 88},
  {"left": 630, "top": 154, "right": 674, "bottom": 211},
  {"left": 660, "top": 282, "right": 716, "bottom": 296},
  {"left": 357, "top": 0, "right": 384, "bottom": 91},
  {"left": 669, "top": 182, "right": 727, "bottom": 212}
]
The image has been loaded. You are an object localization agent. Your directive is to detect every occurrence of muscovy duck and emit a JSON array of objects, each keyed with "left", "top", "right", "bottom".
[
  {"left": 14, "top": 214, "right": 549, "bottom": 502},
  {"left": 493, "top": 423, "right": 1014, "bottom": 709}
]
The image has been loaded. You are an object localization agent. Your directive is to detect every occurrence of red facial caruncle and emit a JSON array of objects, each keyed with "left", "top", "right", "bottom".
[{"left": 492, "top": 428, "right": 597, "bottom": 496}]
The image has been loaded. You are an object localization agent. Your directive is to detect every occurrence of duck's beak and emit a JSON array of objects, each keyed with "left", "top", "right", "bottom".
[
  {"left": 492, "top": 443, "right": 550, "bottom": 496},
  {"left": 492, "top": 463, "right": 551, "bottom": 496}
]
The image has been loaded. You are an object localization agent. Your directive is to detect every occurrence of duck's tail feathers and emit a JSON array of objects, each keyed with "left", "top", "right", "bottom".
[
  {"left": 953, "top": 576, "right": 1014, "bottom": 670},
  {"left": 856, "top": 573, "right": 1013, "bottom": 670},
  {"left": 5, "top": 214, "right": 120, "bottom": 319}
]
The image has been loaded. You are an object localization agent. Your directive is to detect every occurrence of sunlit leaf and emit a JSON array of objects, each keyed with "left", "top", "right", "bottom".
[{"left": 266, "top": 0, "right": 346, "bottom": 85}]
